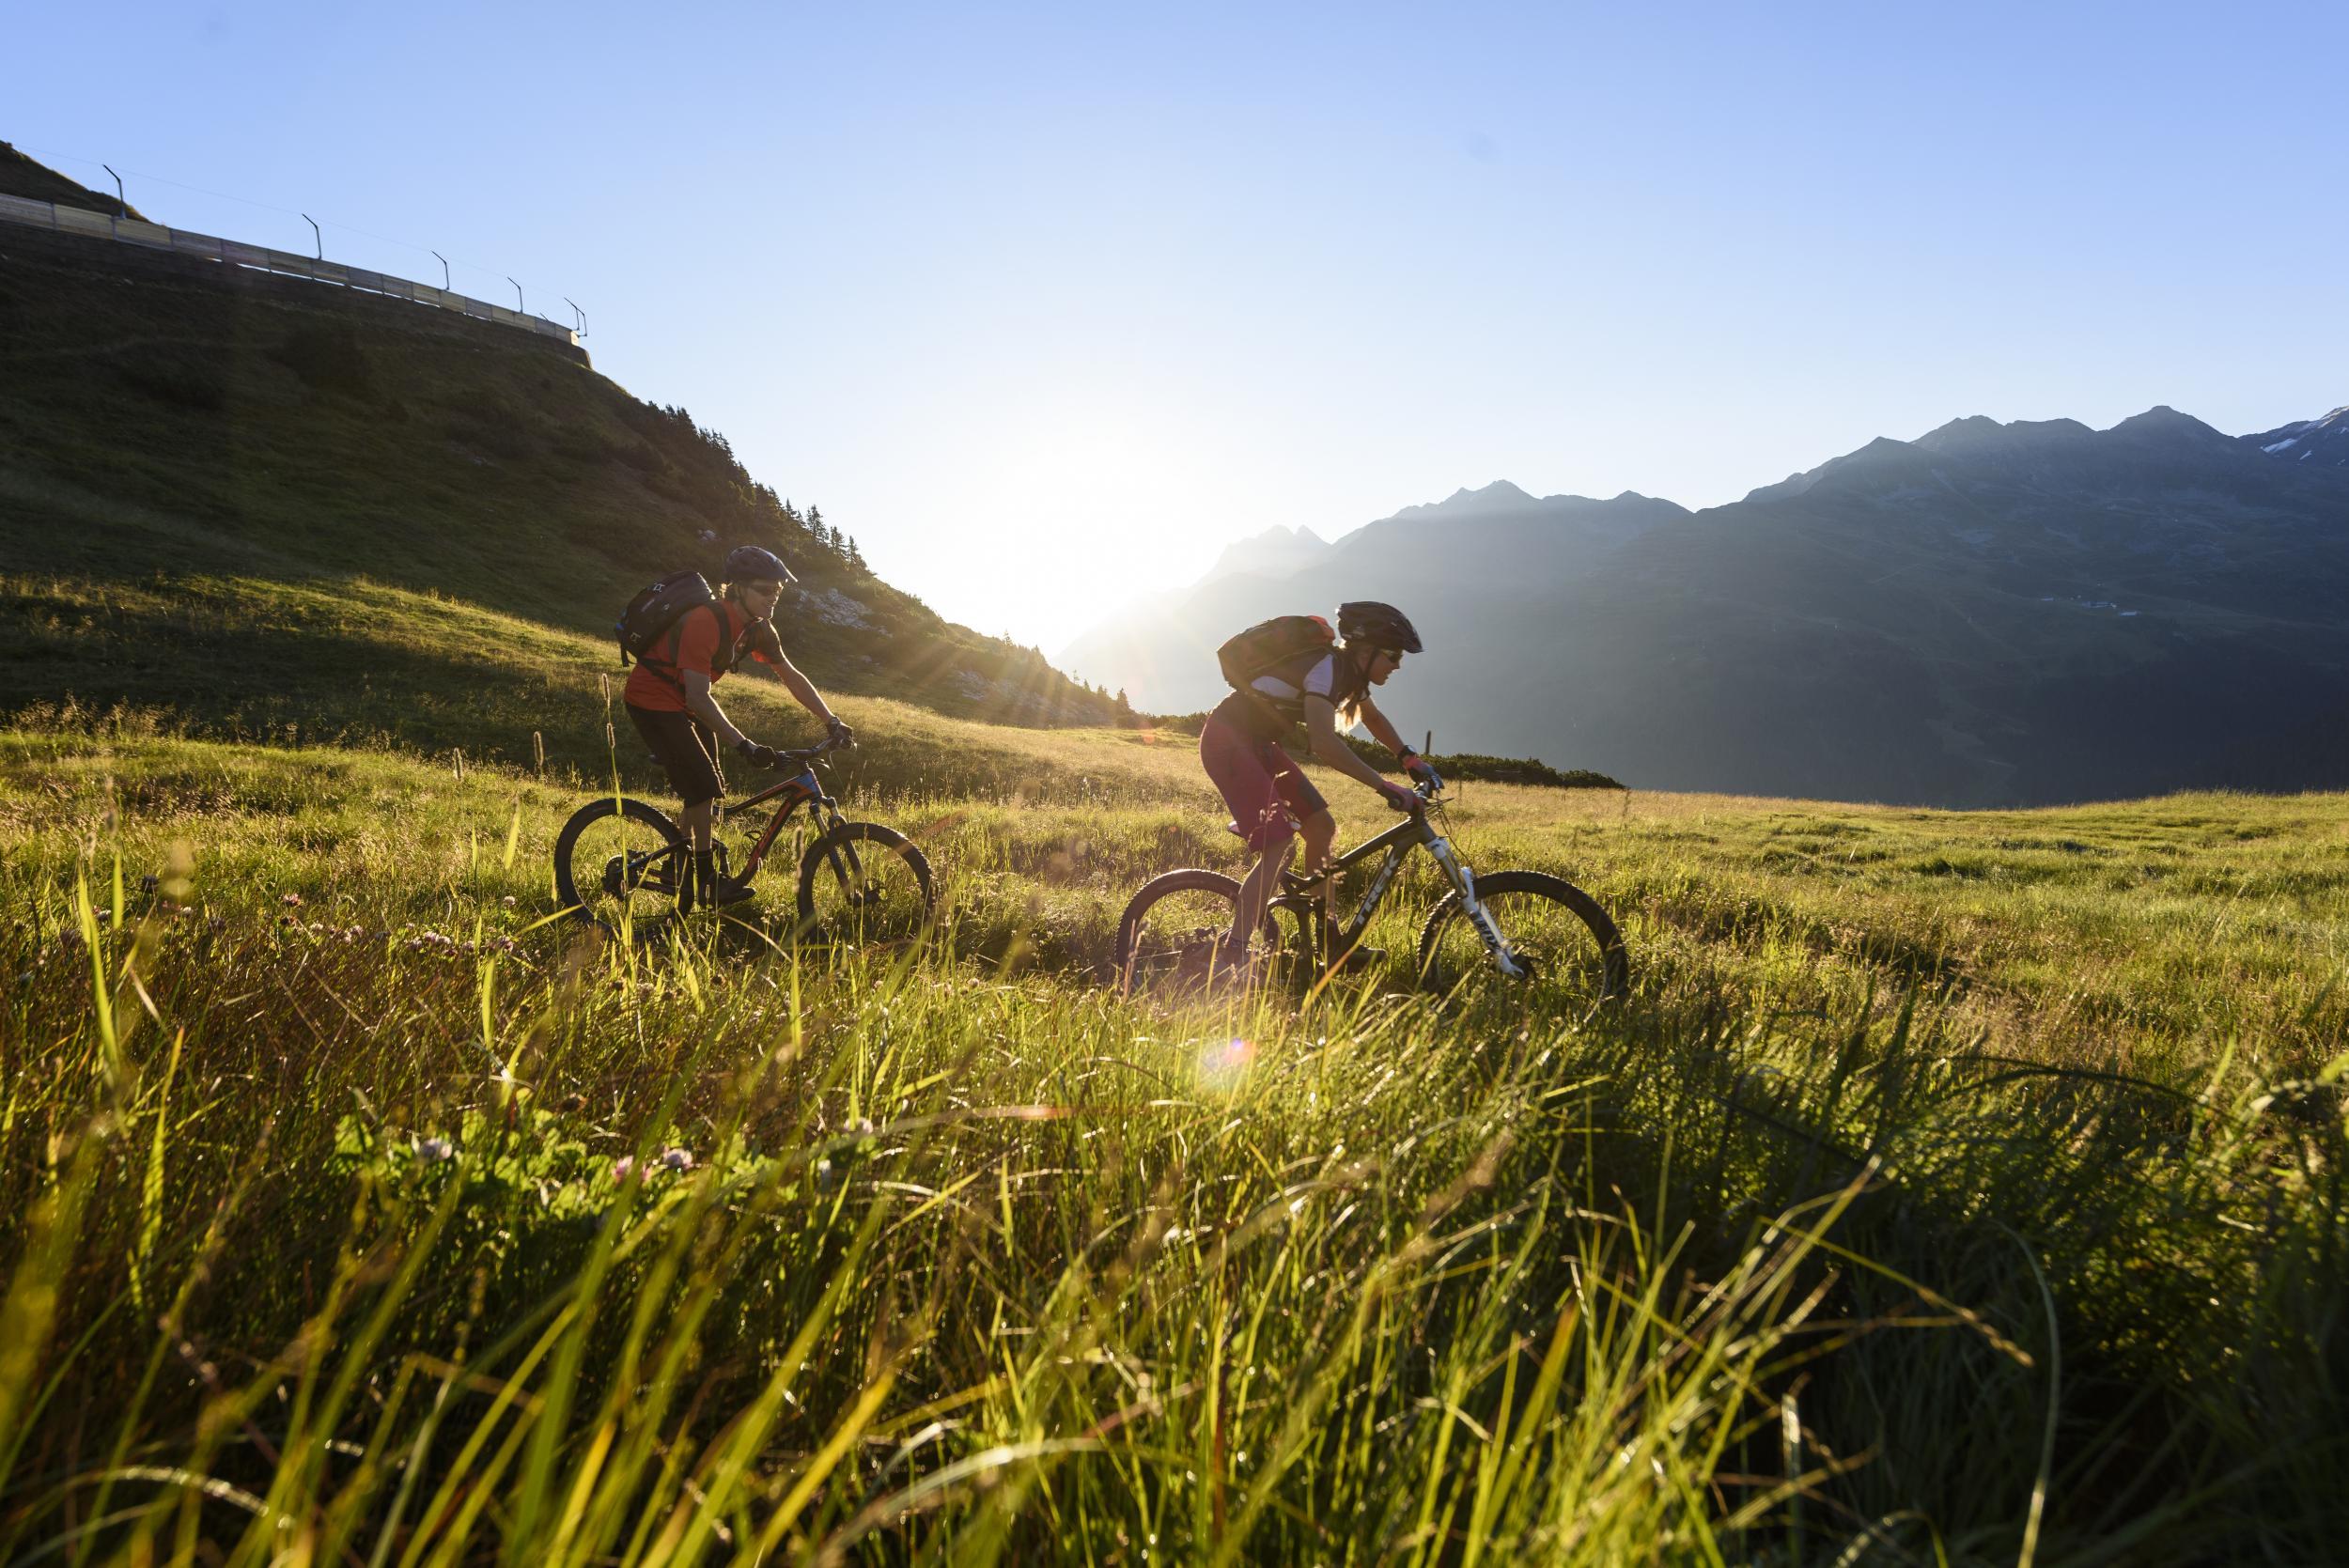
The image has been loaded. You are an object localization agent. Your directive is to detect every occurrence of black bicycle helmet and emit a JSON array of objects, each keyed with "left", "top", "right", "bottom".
[
  {"left": 723, "top": 544, "right": 797, "bottom": 585},
  {"left": 1336, "top": 601, "right": 1423, "bottom": 654}
]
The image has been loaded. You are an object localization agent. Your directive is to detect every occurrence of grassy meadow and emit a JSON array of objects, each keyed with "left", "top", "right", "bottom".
[
  {"left": 10, "top": 150, "right": 2343, "bottom": 1561},
  {"left": 4, "top": 704, "right": 2346, "bottom": 1564}
]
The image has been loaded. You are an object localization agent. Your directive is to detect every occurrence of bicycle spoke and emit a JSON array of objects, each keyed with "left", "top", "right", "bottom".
[
  {"left": 1116, "top": 875, "right": 1300, "bottom": 995},
  {"left": 1419, "top": 877, "right": 1625, "bottom": 1007},
  {"left": 556, "top": 806, "right": 685, "bottom": 933},
  {"left": 797, "top": 826, "right": 933, "bottom": 945}
]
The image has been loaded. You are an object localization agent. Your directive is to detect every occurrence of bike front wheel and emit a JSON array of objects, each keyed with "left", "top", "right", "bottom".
[
  {"left": 552, "top": 796, "right": 688, "bottom": 935},
  {"left": 1415, "top": 870, "right": 1628, "bottom": 1005},
  {"left": 795, "top": 821, "right": 936, "bottom": 945}
]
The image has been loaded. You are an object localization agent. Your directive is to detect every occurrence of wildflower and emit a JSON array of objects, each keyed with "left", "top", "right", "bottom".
[
  {"left": 658, "top": 1146, "right": 695, "bottom": 1172},
  {"left": 281, "top": 892, "right": 303, "bottom": 907},
  {"left": 613, "top": 1156, "right": 638, "bottom": 1181},
  {"left": 815, "top": 1157, "right": 838, "bottom": 1193},
  {"left": 501, "top": 895, "right": 518, "bottom": 908},
  {"left": 416, "top": 1136, "right": 456, "bottom": 1163}
]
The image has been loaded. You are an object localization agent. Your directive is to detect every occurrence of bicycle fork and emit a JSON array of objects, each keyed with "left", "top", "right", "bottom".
[{"left": 1426, "top": 836, "right": 1529, "bottom": 980}]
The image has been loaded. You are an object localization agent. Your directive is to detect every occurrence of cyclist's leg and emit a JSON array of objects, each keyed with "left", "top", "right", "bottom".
[
  {"left": 677, "top": 719, "right": 725, "bottom": 852},
  {"left": 1295, "top": 806, "right": 1337, "bottom": 938},
  {"left": 1267, "top": 750, "right": 1336, "bottom": 942},
  {"left": 678, "top": 719, "right": 747, "bottom": 904},
  {"left": 1231, "top": 827, "right": 1296, "bottom": 963},
  {"left": 1201, "top": 717, "right": 1296, "bottom": 961},
  {"left": 629, "top": 705, "right": 727, "bottom": 908}
]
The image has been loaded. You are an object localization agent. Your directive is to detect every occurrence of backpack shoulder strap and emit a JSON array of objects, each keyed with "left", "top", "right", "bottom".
[
  {"left": 708, "top": 601, "right": 747, "bottom": 677},
  {"left": 645, "top": 601, "right": 718, "bottom": 685}
]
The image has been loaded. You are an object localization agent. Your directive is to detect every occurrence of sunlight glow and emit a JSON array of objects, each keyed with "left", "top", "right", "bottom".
[{"left": 1195, "top": 1035, "right": 1257, "bottom": 1094}]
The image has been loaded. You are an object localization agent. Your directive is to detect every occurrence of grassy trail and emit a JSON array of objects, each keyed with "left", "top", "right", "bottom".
[{"left": 3, "top": 723, "right": 2344, "bottom": 1562}]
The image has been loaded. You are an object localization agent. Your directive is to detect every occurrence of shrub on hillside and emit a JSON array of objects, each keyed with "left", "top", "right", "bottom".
[
  {"left": 270, "top": 323, "right": 376, "bottom": 400},
  {"left": 1428, "top": 753, "right": 1626, "bottom": 789},
  {"left": 442, "top": 391, "right": 537, "bottom": 461},
  {"left": 113, "top": 347, "right": 229, "bottom": 413},
  {"left": 551, "top": 427, "right": 618, "bottom": 466},
  {"left": 614, "top": 440, "right": 667, "bottom": 475},
  {"left": 1340, "top": 734, "right": 1624, "bottom": 788}
]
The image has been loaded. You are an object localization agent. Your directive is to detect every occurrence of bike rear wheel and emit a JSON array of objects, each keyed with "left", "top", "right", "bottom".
[
  {"left": 1415, "top": 870, "right": 1628, "bottom": 1005},
  {"left": 795, "top": 821, "right": 936, "bottom": 945},
  {"left": 552, "top": 796, "right": 688, "bottom": 935},
  {"left": 1113, "top": 868, "right": 1300, "bottom": 994}
]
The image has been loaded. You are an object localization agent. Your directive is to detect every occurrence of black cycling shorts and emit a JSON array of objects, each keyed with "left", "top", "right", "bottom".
[{"left": 628, "top": 703, "right": 726, "bottom": 808}]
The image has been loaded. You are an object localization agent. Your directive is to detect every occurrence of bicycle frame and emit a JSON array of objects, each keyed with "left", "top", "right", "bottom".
[
  {"left": 1271, "top": 798, "right": 1529, "bottom": 980},
  {"left": 723, "top": 766, "right": 842, "bottom": 880}
]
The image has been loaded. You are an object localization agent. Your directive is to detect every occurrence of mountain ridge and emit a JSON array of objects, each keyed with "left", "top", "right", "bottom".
[{"left": 1062, "top": 400, "right": 2349, "bottom": 806}]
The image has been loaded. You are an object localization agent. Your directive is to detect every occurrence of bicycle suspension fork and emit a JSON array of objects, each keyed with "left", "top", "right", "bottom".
[{"left": 1425, "top": 835, "right": 1528, "bottom": 980}]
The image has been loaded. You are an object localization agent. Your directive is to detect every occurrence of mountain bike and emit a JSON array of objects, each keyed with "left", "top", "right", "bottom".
[
  {"left": 1113, "top": 778, "right": 1627, "bottom": 1002},
  {"left": 552, "top": 735, "right": 933, "bottom": 941}
]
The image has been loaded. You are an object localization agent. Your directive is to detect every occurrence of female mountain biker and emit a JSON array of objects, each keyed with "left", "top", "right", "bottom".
[
  {"left": 1200, "top": 599, "right": 1439, "bottom": 974},
  {"left": 624, "top": 544, "right": 852, "bottom": 911}
]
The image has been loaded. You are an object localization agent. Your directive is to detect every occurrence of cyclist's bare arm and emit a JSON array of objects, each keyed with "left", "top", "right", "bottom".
[
  {"left": 766, "top": 650, "right": 842, "bottom": 730},
  {"left": 1353, "top": 696, "right": 1411, "bottom": 761},
  {"left": 1303, "top": 695, "right": 1396, "bottom": 792},
  {"left": 680, "top": 672, "right": 751, "bottom": 750}
]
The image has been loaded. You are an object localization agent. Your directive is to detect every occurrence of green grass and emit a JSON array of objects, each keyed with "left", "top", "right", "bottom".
[{"left": 3, "top": 722, "right": 2345, "bottom": 1562}]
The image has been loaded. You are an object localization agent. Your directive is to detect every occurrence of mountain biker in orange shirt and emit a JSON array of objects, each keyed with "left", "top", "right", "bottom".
[{"left": 623, "top": 545, "right": 851, "bottom": 911}]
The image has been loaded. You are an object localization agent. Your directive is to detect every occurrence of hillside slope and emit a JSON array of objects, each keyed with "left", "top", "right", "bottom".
[
  {"left": 0, "top": 140, "right": 143, "bottom": 218},
  {"left": 0, "top": 152, "right": 1119, "bottom": 760}
]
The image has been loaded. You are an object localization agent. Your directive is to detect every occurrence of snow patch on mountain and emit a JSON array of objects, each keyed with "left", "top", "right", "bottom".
[{"left": 2242, "top": 403, "right": 2349, "bottom": 467}]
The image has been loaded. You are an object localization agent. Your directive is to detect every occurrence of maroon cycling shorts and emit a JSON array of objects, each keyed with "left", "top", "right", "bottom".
[{"left": 1199, "top": 709, "right": 1328, "bottom": 850}]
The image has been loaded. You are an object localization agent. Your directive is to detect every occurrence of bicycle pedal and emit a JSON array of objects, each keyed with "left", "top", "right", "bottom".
[{"left": 700, "top": 876, "right": 757, "bottom": 909}]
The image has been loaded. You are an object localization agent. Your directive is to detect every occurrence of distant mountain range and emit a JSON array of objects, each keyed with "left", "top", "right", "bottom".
[{"left": 1060, "top": 406, "right": 2349, "bottom": 806}]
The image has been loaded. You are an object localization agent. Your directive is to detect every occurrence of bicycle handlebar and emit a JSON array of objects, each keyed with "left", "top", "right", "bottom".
[
  {"left": 769, "top": 733, "right": 855, "bottom": 770},
  {"left": 1385, "top": 776, "right": 1443, "bottom": 814}
]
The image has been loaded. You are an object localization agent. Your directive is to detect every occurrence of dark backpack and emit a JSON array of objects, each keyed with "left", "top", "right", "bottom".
[
  {"left": 1217, "top": 614, "right": 1335, "bottom": 692},
  {"left": 614, "top": 571, "right": 716, "bottom": 667}
]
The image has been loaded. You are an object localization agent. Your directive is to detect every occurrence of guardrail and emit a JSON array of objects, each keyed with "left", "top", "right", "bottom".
[{"left": 0, "top": 192, "right": 580, "bottom": 348}]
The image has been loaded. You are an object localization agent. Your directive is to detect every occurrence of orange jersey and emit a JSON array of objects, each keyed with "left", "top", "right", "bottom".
[{"left": 623, "top": 600, "right": 784, "bottom": 713}]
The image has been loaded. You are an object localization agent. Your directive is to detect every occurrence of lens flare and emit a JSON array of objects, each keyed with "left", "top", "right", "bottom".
[{"left": 1196, "top": 1035, "right": 1256, "bottom": 1093}]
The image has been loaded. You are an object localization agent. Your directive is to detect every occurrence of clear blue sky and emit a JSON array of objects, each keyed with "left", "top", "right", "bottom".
[{"left": 16, "top": 1, "right": 2345, "bottom": 648}]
